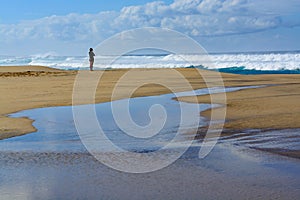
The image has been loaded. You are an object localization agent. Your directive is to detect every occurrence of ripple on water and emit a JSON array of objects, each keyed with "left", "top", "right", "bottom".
[{"left": 221, "top": 129, "right": 300, "bottom": 159}]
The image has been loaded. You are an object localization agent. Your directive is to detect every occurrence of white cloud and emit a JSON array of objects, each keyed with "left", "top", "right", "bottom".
[
  {"left": 1, "top": 0, "right": 300, "bottom": 55},
  {"left": 1, "top": 12, "right": 119, "bottom": 42}
]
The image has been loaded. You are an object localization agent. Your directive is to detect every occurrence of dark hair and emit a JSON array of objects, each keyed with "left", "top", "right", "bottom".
[{"left": 89, "top": 48, "right": 93, "bottom": 52}]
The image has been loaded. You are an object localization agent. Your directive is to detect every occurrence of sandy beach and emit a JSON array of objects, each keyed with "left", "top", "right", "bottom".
[{"left": 1, "top": 66, "right": 300, "bottom": 140}]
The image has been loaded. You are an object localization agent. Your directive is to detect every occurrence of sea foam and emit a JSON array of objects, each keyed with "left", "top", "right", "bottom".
[{"left": 0, "top": 51, "right": 299, "bottom": 73}]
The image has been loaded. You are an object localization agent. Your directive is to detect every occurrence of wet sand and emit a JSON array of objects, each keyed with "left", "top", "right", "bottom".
[
  {"left": 0, "top": 144, "right": 299, "bottom": 199},
  {"left": 1, "top": 66, "right": 300, "bottom": 140},
  {"left": 176, "top": 75, "right": 300, "bottom": 159}
]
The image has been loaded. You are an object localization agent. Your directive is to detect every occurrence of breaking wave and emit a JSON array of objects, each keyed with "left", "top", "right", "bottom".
[{"left": 1, "top": 51, "right": 299, "bottom": 74}]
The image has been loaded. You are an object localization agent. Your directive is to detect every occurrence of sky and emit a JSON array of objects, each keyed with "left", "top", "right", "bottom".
[{"left": 0, "top": 0, "right": 300, "bottom": 56}]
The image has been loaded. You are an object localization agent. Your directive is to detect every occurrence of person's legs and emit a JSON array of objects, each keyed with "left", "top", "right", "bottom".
[{"left": 90, "top": 60, "right": 94, "bottom": 71}]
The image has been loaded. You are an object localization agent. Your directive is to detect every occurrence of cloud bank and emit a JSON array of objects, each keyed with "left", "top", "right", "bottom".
[{"left": 1, "top": 0, "right": 300, "bottom": 55}]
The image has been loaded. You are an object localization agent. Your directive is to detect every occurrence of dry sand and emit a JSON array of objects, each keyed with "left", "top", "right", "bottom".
[
  {"left": 1, "top": 66, "right": 300, "bottom": 140},
  {"left": 177, "top": 81, "right": 300, "bottom": 130}
]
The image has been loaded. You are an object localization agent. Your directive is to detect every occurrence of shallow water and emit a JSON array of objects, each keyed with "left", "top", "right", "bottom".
[
  {"left": 0, "top": 145, "right": 299, "bottom": 199},
  {"left": 1, "top": 86, "right": 248, "bottom": 153},
  {"left": 221, "top": 129, "right": 300, "bottom": 158},
  {"left": 0, "top": 85, "right": 300, "bottom": 199}
]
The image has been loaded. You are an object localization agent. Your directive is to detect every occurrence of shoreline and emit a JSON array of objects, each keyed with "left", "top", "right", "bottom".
[
  {"left": 1, "top": 66, "right": 300, "bottom": 141},
  {"left": 178, "top": 83, "right": 300, "bottom": 130}
]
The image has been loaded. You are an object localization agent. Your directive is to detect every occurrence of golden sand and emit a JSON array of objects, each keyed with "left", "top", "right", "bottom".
[{"left": 1, "top": 66, "right": 300, "bottom": 140}]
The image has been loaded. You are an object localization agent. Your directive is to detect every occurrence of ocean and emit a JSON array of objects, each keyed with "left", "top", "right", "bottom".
[{"left": 1, "top": 51, "right": 300, "bottom": 74}]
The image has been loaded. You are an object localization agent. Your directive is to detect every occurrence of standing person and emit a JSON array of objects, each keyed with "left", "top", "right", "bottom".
[{"left": 89, "top": 48, "right": 95, "bottom": 71}]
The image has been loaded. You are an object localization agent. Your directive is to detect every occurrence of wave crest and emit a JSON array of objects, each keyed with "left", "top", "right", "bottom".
[{"left": 0, "top": 51, "right": 299, "bottom": 73}]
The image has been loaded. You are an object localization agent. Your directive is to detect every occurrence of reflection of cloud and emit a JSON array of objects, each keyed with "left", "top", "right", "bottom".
[
  {"left": 0, "top": 0, "right": 300, "bottom": 54},
  {"left": 0, "top": 184, "right": 33, "bottom": 200}
]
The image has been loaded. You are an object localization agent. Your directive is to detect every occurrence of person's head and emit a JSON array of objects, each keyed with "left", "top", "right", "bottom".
[{"left": 89, "top": 48, "right": 93, "bottom": 52}]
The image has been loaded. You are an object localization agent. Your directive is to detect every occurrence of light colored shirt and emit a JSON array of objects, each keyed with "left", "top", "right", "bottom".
[{"left": 89, "top": 51, "right": 95, "bottom": 61}]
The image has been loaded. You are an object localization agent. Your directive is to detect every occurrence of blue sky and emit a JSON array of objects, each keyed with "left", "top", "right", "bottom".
[
  {"left": 0, "top": 0, "right": 173, "bottom": 24},
  {"left": 1, "top": 0, "right": 300, "bottom": 55}
]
